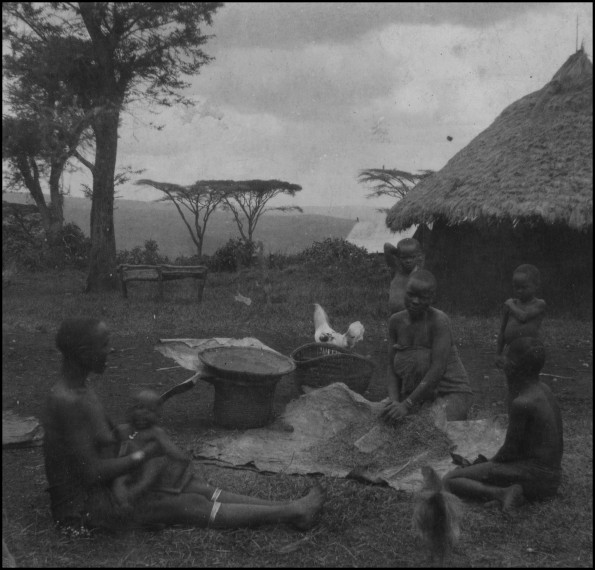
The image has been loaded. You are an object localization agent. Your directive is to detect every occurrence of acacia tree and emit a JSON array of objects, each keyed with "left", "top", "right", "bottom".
[
  {"left": 3, "top": 2, "right": 222, "bottom": 291},
  {"left": 2, "top": 35, "right": 97, "bottom": 244},
  {"left": 135, "top": 179, "right": 230, "bottom": 258},
  {"left": 222, "top": 180, "right": 303, "bottom": 244},
  {"left": 357, "top": 168, "right": 434, "bottom": 212}
]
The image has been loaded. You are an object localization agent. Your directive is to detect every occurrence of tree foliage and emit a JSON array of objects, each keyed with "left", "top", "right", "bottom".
[
  {"left": 3, "top": 2, "right": 222, "bottom": 292},
  {"left": 357, "top": 168, "right": 434, "bottom": 202},
  {"left": 135, "top": 179, "right": 230, "bottom": 258},
  {"left": 221, "top": 179, "right": 303, "bottom": 243},
  {"left": 2, "top": 32, "right": 97, "bottom": 243}
]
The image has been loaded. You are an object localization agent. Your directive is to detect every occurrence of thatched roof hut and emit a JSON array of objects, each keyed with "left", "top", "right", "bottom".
[{"left": 386, "top": 50, "right": 593, "bottom": 315}]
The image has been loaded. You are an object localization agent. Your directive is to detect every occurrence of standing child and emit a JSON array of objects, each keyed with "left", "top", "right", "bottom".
[
  {"left": 112, "top": 390, "right": 192, "bottom": 509},
  {"left": 384, "top": 238, "right": 425, "bottom": 315},
  {"left": 495, "top": 264, "right": 545, "bottom": 369}
]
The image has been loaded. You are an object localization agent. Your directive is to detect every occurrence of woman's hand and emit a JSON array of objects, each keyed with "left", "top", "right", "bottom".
[
  {"left": 140, "top": 440, "right": 162, "bottom": 460},
  {"left": 380, "top": 400, "right": 409, "bottom": 423}
]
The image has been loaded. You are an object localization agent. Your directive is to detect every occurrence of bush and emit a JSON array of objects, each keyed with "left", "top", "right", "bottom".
[
  {"left": 267, "top": 251, "right": 300, "bottom": 271},
  {"left": 2, "top": 207, "right": 90, "bottom": 270},
  {"left": 298, "top": 238, "right": 370, "bottom": 269},
  {"left": 174, "top": 253, "right": 203, "bottom": 266},
  {"left": 56, "top": 223, "right": 91, "bottom": 269},
  {"left": 116, "top": 239, "right": 170, "bottom": 266},
  {"left": 207, "top": 238, "right": 256, "bottom": 272}
]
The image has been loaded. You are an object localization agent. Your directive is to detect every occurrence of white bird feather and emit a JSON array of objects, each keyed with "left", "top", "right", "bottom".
[{"left": 313, "top": 304, "right": 364, "bottom": 349}]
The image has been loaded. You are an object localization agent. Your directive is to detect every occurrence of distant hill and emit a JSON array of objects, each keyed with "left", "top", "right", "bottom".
[
  {"left": 300, "top": 204, "right": 389, "bottom": 221},
  {"left": 3, "top": 193, "right": 359, "bottom": 257}
]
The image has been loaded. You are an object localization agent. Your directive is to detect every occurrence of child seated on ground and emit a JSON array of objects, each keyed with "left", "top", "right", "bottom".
[
  {"left": 113, "top": 390, "right": 192, "bottom": 509},
  {"left": 384, "top": 238, "right": 424, "bottom": 315},
  {"left": 444, "top": 337, "right": 563, "bottom": 513},
  {"left": 495, "top": 264, "right": 545, "bottom": 368}
]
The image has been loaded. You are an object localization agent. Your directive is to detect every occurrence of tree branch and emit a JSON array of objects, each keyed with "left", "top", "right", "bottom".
[{"left": 73, "top": 150, "right": 95, "bottom": 173}]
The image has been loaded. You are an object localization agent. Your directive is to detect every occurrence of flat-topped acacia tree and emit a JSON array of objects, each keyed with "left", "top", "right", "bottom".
[
  {"left": 221, "top": 179, "right": 303, "bottom": 244},
  {"left": 357, "top": 168, "right": 434, "bottom": 214},
  {"left": 136, "top": 178, "right": 303, "bottom": 257},
  {"left": 135, "top": 179, "right": 232, "bottom": 258}
]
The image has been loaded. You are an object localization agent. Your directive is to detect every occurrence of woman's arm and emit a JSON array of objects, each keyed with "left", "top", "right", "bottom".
[
  {"left": 380, "top": 316, "right": 407, "bottom": 422},
  {"left": 406, "top": 317, "right": 450, "bottom": 406},
  {"left": 152, "top": 427, "right": 189, "bottom": 462},
  {"left": 505, "top": 298, "right": 546, "bottom": 324},
  {"left": 384, "top": 243, "right": 399, "bottom": 275},
  {"left": 60, "top": 402, "right": 157, "bottom": 486},
  {"left": 491, "top": 399, "right": 529, "bottom": 463},
  {"left": 385, "top": 316, "right": 402, "bottom": 402},
  {"left": 496, "top": 304, "right": 509, "bottom": 356}
]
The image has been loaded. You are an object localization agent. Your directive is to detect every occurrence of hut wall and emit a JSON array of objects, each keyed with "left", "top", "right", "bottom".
[{"left": 415, "top": 218, "right": 592, "bottom": 317}]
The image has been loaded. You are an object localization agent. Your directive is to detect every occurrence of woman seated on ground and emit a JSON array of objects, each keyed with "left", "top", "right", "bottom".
[{"left": 42, "top": 317, "right": 325, "bottom": 537}]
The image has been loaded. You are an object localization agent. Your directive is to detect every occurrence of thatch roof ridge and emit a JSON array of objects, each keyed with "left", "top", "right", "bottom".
[
  {"left": 387, "top": 50, "right": 593, "bottom": 232},
  {"left": 552, "top": 48, "right": 593, "bottom": 83}
]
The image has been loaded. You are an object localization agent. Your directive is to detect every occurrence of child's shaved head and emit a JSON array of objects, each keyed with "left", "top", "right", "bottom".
[
  {"left": 132, "top": 390, "right": 162, "bottom": 409},
  {"left": 408, "top": 269, "right": 437, "bottom": 292},
  {"left": 397, "top": 238, "right": 422, "bottom": 252},
  {"left": 513, "top": 264, "right": 541, "bottom": 287},
  {"left": 56, "top": 317, "right": 105, "bottom": 360}
]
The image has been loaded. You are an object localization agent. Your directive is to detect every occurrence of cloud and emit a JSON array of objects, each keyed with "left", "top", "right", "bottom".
[
  {"left": 194, "top": 2, "right": 593, "bottom": 126},
  {"left": 61, "top": 3, "right": 593, "bottom": 209},
  {"left": 193, "top": 39, "right": 402, "bottom": 122},
  {"left": 208, "top": 3, "right": 555, "bottom": 50}
]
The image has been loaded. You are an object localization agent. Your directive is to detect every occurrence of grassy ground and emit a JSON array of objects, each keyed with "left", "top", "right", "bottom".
[{"left": 2, "top": 266, "right": 593, "bottom": 567}]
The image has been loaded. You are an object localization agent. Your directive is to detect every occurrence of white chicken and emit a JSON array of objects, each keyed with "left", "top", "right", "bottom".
[{"left": 313, "top": 303, "right": 364, "bottom": 349}]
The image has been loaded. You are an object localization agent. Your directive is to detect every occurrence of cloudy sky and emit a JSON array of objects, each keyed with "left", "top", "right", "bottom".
[{"left": 65, "top": 2, "right": 592, "bottom": 212}]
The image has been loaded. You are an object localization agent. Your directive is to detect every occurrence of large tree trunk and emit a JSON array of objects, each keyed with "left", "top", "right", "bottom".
[
  {"left": 86, "top": 109, "right": 119, "bottom": 292},
  {"left": 15, "top": 155, "right": 64, "bottom": 245},
  {"left": 47, "top": 158, "right": 65, "bottom": 245}
]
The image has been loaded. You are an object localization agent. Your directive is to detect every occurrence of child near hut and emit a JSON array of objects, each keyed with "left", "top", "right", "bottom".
[
  {"left": 495, "top": 264, "right": 546, "bottom": 369},
  {"left": 112, "top": 390, "right": 192, "bottom": 510},
  {"left": 384, "top": 238, "right": 425, "bottom": 315}
]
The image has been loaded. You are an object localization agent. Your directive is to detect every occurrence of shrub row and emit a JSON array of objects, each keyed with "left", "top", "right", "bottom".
[
  {"left": 4, "top": 221, "right": 381, "bottom": 276},
  {"left": 3, "top": 219, "right": 91, "bottom": 271}
]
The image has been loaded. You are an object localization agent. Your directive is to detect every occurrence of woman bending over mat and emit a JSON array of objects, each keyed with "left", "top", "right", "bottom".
[
  {"left": 42, "top": 317, "right": 325, "bottom": 537},
  {"left": 380, "top": 270, "right": 473, "bottom": 423}
]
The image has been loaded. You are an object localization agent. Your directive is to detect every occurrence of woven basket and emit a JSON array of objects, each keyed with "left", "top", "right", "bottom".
[
  {"left": 209, "top": 376, "right": 279, "bottom": 429},
  {"left": 290, "top": 343, "right": 375, "bottom": 395},
  {"left": 199, "top": 346, "right": 295, "bottom": 429}
]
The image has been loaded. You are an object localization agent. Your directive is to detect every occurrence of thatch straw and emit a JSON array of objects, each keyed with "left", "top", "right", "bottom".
[{"left": 387, "top": 50, "right": 593, "bottom": 232}]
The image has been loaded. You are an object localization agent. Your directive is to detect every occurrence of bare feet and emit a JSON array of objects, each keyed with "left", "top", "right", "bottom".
[
  {"left": 501, "top": 484, "right": 525, "bottom": 514},
  {"left": 291, "top": 484, "right": 326, "bottom": 531}
]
